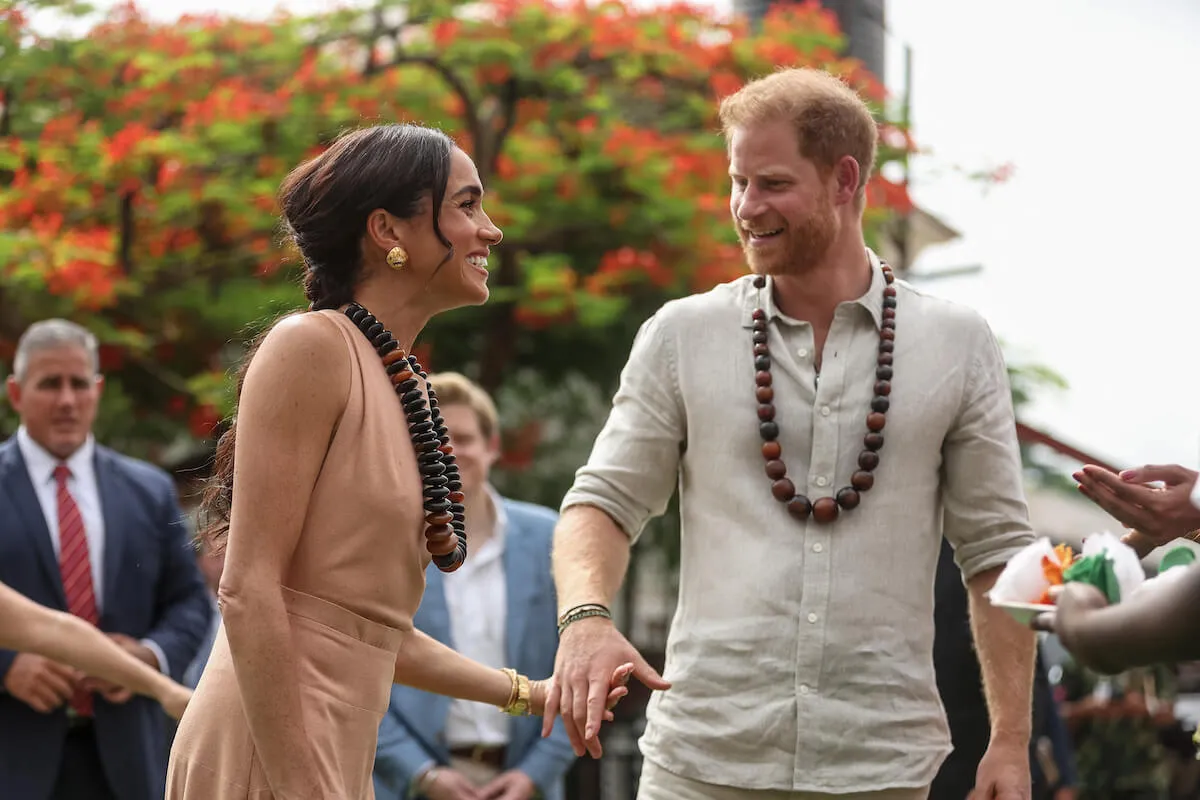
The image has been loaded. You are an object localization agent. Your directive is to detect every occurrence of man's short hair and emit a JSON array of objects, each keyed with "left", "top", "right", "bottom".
[
  {"left": 426, "top": 371, "right": 499, "bottom": 441},
  {"left": 718, "top": 67, "right": 878, "bottom": 205},
  {"left": 12, "top": 319, "right": 99, "bottom": 382}
]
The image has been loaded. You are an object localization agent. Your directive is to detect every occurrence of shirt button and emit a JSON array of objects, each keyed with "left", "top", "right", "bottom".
[
  {"left": 807, "top": 613, "right": 818, "bottom": 624},
  {"left": 797, "top": 348, "right": 809, "bottom": 357},
  {"left": 812, "top": 543, "right": 823, "bottom": 553},
  {"left": 815, "top": 476, "right": 828, "bottom": 487},
  {"left": 820, "top": 406, "right": 831, "bottom": 416},
  {"left": 799, "top": 684, "right": 811, "bottom": 695}
]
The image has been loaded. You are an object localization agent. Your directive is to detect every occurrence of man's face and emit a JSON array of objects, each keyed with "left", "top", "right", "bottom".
[
  {"left": 6, "top": 345, "right": 103, "bottom": 459},
  {"left": 439, "top": 403, "right": 499, "bottom": 497},
  {"left": 728, "top": 118, "right": 841, "bottom": 277}
]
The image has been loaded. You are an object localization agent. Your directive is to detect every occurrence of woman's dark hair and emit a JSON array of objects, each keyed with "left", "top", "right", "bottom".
[{"left": 199, "top": 124, "right": 455, "bottom": 551}]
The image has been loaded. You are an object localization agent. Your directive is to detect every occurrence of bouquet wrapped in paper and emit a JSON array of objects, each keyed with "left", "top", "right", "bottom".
[{"left": 988, "top": 532, "right": 1155, "bottom": 623}]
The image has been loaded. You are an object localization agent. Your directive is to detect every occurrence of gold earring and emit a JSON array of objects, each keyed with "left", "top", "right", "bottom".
[{"left": 386, "top": 246, "right": 409, "bottom": 271}]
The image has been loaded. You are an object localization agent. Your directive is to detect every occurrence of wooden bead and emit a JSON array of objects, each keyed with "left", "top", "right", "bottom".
[
  {"left": 883, "top": 296, "right": 897, "bottom": 310},
  {"left": 752, "top": 331, "right": 768, "bottom": 344},
  {"left": 425, "top": 511, "right": 453, "bottom": 526},
  {"left": 391, "top": 370, "right": 414, "bottom": 386},
  {"left": 877, "top": 352, "right": 893, "bottom": 366},
  {"left": 764, "top": 459, "right": 787, "bottom": 480},
  {"left": 425, "top": 530, "right": 458, "bottom": 557},
  {"left": 874, "top": 380, "right": 891, "bottom": 396},
  {"left": 812, "top": 497, "right": 839, "bottom": 523},
  {"left": 851, "top": 470, "right": 875, "bottom": 491},
  {"left": 751, "top": 308, "right": 766, "bottom": 320},
  {"left": 755, "top": 370, "right": 772, "bottom": 387},
  {"left": 883, "top": 307, "right": 895, "bottom": 320},
  {"left": 877, "top": 365, "right": 894, "bottom": 380},
  {"left": 771, "top": 478, "right": 795, "bottom": 501},
  {"left": 756, "top": 386, "right": 774, "bottom": 403},
  {"left": 753, "top": 343, "right": 769, "bottom": 356},
  {"left": 787, "top": 495, "right": 812, "bottom": 519},
  {"left": 879, "top": 340, "right": 894, "bottom": 353},
  {"left": 884, "top": 285, "right": 897, "bottom": 297},
  {"left": 858, "top": 451, "right": 880, "bottom": 471},
  {"left": 752, "top": 320, "right": 767, "bottom": 332},
  {"left": 447, "top": 491, "right": 466, "bottom": 504},
  {"left": 866, "top": 412, "right": 886, "bottom": 432},
  {"left": 762, "top": 441, "right": 782, "bottom": 459},
  {"left": 754, "top": 355, "right": 770, "bottom": 370},
  {"left": 757, "top": 404, "right": 775, "bottom": 421},
  {"left": 382, "top": 349, "right": 409, "bottom": 366},
  {"left": 753, "top": 275, "right": 766, "bottom": 288},
  {"left": 880, "top": 328, "right": 895, "bottom": 341},
  {"left": 836, "top": 487, "right": 860, "bottom": 509},
  {"left": 759, "top": 421, "right": 779, "bottom": 440},
  {"left": 439, "top": 444, "right": 454, "bottom": 455},
  {"left": 864, "top": 433, "right": 884, "bottom": 451},
  {"left": 871, "top": 396, "right": 890, "bottom": 413}
]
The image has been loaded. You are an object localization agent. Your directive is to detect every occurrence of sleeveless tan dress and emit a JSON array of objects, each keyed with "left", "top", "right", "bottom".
[{"left": 166, "top": 310, "right": 431, "bottom": 799}]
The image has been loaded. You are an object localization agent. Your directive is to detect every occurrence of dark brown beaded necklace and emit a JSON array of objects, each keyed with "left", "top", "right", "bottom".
[
  {"left": 344, "top": 302, "right": 467, "bottom": 572},
  {"left": 751, "top": 263, "right": 896, "bottom": 524}
]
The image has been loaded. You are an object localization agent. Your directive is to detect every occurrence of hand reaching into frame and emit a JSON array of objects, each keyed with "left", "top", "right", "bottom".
[{"left": 1073, "top": 464, "right": 1200, "bottom": 555}]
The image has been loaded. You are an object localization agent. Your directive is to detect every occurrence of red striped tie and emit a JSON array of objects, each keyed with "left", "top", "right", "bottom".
[{"left": 55, "top": 464, "right": 98, "bottom": 717}]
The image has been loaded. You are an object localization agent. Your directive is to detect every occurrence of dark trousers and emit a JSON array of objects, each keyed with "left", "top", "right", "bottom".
[{"left": 52, "top": 723, "right": 117, "bottom": 800}]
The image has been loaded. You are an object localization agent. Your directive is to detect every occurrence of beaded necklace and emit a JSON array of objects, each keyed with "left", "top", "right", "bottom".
[
  {"left": 344, "top": 303, "right": 467, "bottom": 572},
  {"left": 750, "top": 262, "right": 896, "bottom": 524}
]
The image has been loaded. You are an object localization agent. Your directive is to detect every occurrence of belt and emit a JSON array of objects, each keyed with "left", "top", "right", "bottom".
[{"left": 448, "top": 744, "right": 506, "bottom": 769}]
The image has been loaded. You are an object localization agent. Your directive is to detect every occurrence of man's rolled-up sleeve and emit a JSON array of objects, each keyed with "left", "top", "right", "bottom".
[
  {"left": 941, "top": 317, "right": 1036, "bottom": 579},
  {"left": 561, "top": 311, "right": 686, "bottom": 542}
]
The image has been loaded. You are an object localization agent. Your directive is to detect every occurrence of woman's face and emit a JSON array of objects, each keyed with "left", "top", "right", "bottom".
[{"left": 405, "top": 147, "right": 503, "bottom": 308}]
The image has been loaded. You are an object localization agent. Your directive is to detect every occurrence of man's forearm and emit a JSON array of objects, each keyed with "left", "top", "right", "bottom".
[
  {"left": 967, "top": 565, "right": 1036, "bottom": 743},
  {"left": 552, "top": 505, "right": 633, "bottom": 613}
]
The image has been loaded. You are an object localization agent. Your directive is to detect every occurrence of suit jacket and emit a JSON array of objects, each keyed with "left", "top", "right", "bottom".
[
  {"left": 0, "top": 436, "right": 213, "bottom": 800},
  {"left": 373, "top": 498, "right": 576, "bottom": 800}
]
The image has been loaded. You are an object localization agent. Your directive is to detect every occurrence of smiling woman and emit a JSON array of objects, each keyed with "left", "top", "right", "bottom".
[{"left": 165, "top": 123, "right": 632, "bottom": 800}]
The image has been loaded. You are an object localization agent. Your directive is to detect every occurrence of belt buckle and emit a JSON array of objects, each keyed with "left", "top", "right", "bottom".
[{"left": 469, "top": 744, "right": 489, "bottom": 764}]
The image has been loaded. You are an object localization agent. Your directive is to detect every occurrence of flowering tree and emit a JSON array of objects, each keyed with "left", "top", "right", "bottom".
[{"left": 0, "top": 0, "right": 914, "bottom": 462}]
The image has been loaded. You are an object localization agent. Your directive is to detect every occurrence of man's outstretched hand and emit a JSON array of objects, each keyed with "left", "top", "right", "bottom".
[{"left": 541, "top": 617, "right": 671, "bottom": 758}]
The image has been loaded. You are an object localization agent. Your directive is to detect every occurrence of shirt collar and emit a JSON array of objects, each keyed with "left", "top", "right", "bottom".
[
  {"left": 16, "top": 425, "right": 96, "bottom": 486},
  {"left": 739, "top": 247, "right": 887, "bottom": 331},
  {"left": 485, "top": 483, "right": 508, "bottom": 545}
]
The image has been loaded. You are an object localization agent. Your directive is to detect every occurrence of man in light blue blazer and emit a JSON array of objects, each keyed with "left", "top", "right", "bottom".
[{"left": 374, "top": 373, "right": 576, "bottom": 800}]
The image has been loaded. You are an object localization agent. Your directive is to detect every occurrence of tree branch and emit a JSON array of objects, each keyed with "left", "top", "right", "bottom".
[{"left": 373, "top": 54, "right": 482, "bottom": 153}]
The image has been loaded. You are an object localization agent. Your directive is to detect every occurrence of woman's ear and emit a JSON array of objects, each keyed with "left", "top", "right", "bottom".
[{"left": 364, "top": 208, "right": 406, "bottom": 255}]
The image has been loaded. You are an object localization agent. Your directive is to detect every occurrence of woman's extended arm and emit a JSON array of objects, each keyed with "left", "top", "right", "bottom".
[
  {"left": 0, "top": 581, "right": 191, "bottom": 719},
  {"left": 216, "top": 314, "right": 350, "bottom": 797},
  {"left": 393, "top": 629, "right": 631, "bottom": 718}
]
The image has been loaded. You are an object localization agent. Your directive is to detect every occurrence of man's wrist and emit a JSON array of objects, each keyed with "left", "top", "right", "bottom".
[
  {"left": 557, "top": 603, "right": 613, "bottom": 636},
  {"left": 989, "top": 727, "right": 1033, "bottom": 749}
]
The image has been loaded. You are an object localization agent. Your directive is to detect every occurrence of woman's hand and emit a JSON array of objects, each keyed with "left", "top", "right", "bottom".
[{"left": 531, "top": 662, "right": 633, "bottom": 721}]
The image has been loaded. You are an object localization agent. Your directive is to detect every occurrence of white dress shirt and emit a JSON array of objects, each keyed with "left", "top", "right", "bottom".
[
  {"left": 16, "top": 426, "right": 169, "bottom": 674},
  {"left": 443, "top": 486, "right": 509, "bottom": 748}
]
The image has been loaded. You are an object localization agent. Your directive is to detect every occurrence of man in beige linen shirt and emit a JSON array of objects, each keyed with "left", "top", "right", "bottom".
[{"left": 542, "top": 68, "right": 1038, "bottom": 799}]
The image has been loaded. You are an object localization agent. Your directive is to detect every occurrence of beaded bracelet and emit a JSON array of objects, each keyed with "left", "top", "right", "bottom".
[{"left": 557, "top": 603, "right": 613, "bottom": 636}]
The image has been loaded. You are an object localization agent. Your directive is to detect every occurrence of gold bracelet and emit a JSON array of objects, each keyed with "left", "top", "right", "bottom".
[{"left": 499, "top": 668, "right": 532, "bottom": 716}]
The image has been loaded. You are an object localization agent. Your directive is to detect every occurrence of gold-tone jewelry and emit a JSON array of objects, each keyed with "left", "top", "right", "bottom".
[
  {"left": 499, "top": 667, "right": 532, "bottom": 716},
  {"left": 386, "top": 245, "right": 409, "bottom": 270}
]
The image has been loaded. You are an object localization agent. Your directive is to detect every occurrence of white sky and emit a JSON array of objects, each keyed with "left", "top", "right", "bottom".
[{"left": 67, "top": 0, "right": 1200, "bottom": 471}]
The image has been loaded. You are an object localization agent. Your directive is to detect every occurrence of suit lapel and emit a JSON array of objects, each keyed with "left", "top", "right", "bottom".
[
  {"left": 0, "top": 439, "right": 67, "bottom": 607},
  {"left": 93, "top": 447, "right": 129, "bottom": 616},
  {"left": 503, "top": 505, "right": 538, "bottom": 669}
]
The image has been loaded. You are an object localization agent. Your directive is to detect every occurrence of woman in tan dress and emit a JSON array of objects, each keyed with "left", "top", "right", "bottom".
[
  {"left": 165, "top": 124, "right": 631, "bottom": 799},
  {"left": 0, "top": 580, "right": 191, "bottom": 719}
]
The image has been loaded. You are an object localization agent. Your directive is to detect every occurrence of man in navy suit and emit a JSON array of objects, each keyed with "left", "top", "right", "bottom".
[
  {"left": 0, "top": 319, "right": 213, "bottom": 799},
  {"left": 374, "top": 372, "right": 576, "bottom": 800}
]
